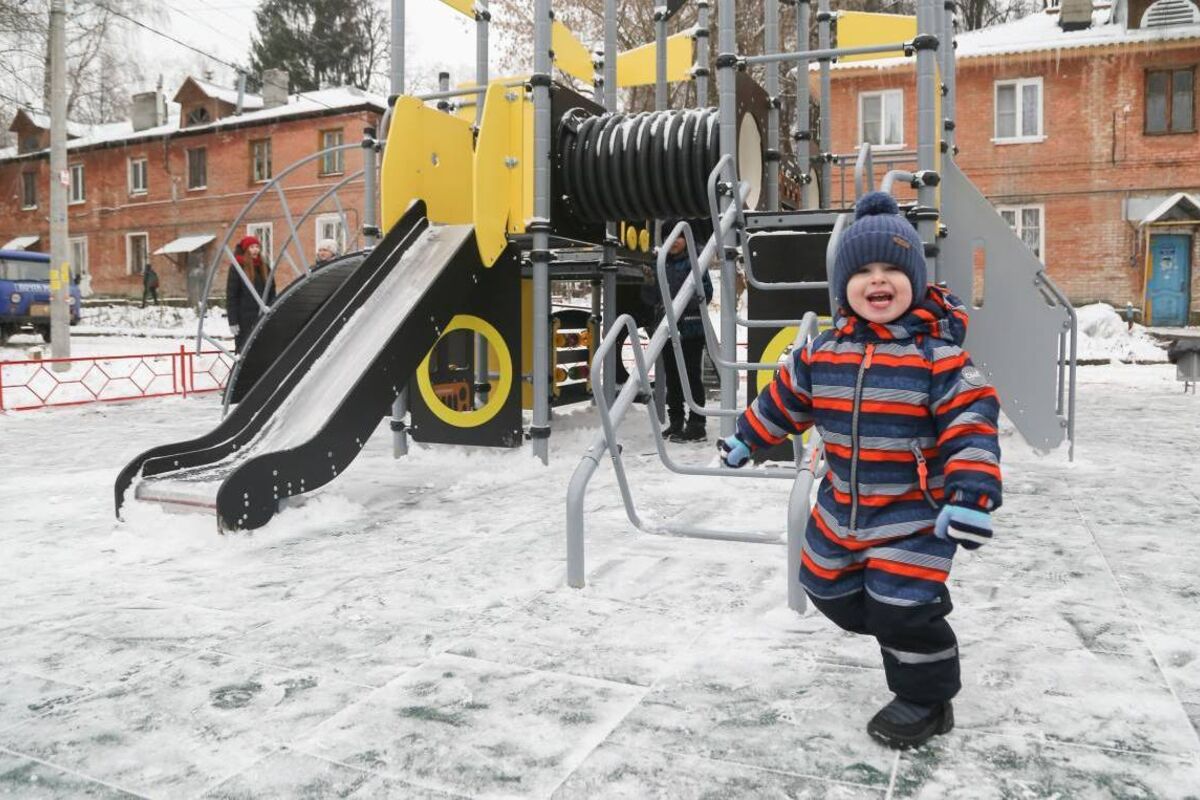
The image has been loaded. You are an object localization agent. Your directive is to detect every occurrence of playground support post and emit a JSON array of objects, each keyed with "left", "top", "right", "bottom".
[
  {"left": 694, "top": 0, "right": 710, "bottom": 105},
  {"left": 655, "top": 5, "right": 668, "bottom": 110},
  {"left": 49, "top": 0, "right": 70, "bottom": 368},
  {"left": 474, "top": 0, "right": 492, "bottom": 407},
  {"left": 717, "top": 0, "right": 737, "bottom": 436},
  {"left": 764, "top": 0, "right": 780, "bottom": 211},
  {"left": 941, "top": 0, "right": 957, "bottom": 158},
  {"left": 390, "top": 0, "right": 410, "bottom": 458},
  {"left": 817, "top": 0, "right": 833, "bottom": 206},
  {"left": 531, "top": 0, "right": 553, "bottom": 463},
  {"left": 915, "top": 0, "right": 939, "bottom": 280},
  {"left": 795, "top": 0, "right": 811, "bottom": 207},
  {"left": 600, "top": 0, "right": 619, "bottom": 410}
]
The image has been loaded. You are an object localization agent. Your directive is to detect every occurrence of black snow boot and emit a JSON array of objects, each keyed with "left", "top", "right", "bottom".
[
  {"left": 662, "top": 417, "right": 685, "bottom": 438},
  {"left": 866, "top": 698, "right": 954, "bottom": 749},
  {"left": 670, "top": 419, "right": 707, "bottom": 443}
]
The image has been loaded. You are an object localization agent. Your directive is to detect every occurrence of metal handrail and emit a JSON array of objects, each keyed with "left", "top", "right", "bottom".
[
  {"left": 786, "top": 431, "right": 826, "bottom": 612},
  {"left": 657, "top": 218, "right": 819, "bottom": 418},
  {"left": 567, "top": 195, "right": 828, "bottom": 588},
  {"left": 1035, "top": 269, "right": 1078, "bottom": 461},
  {"left": 706, "top": 153, "right": 828, "bottom": 295},
  {"left": 853, "top": 142, "right": 874, "bottom": 199}
]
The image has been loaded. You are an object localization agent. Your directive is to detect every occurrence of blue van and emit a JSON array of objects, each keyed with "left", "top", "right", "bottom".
[{"left": 0, "top": 249, "right": 82, "bottom": 344}]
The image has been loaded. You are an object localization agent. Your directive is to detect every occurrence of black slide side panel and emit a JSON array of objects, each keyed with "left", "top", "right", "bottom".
[
  {"left": 114, "top": 202, "right": 429, "bottom": 516},
  {"left": 227, "top": 253, "right": 365, "bottom": 404},
  {"left": 216, "top": 233, "right": 501, "bottom": 531}
]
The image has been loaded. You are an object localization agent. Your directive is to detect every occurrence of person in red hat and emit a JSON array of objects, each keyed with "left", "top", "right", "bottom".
[{"left": 225, "top": 235, "right": 276, "bottom": 354}]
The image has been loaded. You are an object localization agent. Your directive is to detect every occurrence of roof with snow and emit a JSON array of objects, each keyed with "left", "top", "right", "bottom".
[
  {"left": 180, "top": 76, "right": 264, "bottom": 110},
  {"left": 824, "top": 2, "right": 1200, "bottom": 71},
  {"left": 1, "top": 82, "right": 386, "bottom": 163},
  {"left": 1142, "top": 192, "right": 1200, "bottom": 224}
]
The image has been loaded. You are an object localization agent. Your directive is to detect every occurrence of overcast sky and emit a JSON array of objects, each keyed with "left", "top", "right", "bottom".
[{"left": 135, "top": 0, "right": 483, "bottom": 97}]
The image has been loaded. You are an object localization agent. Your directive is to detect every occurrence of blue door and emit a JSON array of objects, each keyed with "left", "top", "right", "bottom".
[{"left": 1148, "top": 234, "right": 1191, "bottom": 327}]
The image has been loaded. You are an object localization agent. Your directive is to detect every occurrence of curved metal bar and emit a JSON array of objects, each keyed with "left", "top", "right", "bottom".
[
  {"left": 786, "top": 431, "right": 826, "bottom": 612},
  {"left": 567, "top": 198, "right": 799, "bottom": 588},
  {"left": 853, "top": 142, "right": 874, "bottom": 199},
  {"left": 880, "top": 170, "right": 915, "bottom": 194},
  {"left": 195, "top": 141, "right": 364, "bottom": 353},
  {"left": 269, "top": 168, "right": 366, "bottom": 284}
]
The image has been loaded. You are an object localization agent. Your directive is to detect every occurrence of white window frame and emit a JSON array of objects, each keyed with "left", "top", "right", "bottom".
[
  {"left": 69, "top": 163, "right": 85, "bottom": 204},
  {"left": 186, "top": 147, "right": 207, "bottom": 191},
  {"left": 69, "top": 236, "right": 88, "bottom": 279},
  {"left": 128, "top": 156, "right": 148, "bottom": 195},
  {"left": 993, "top": 77, "right": 1045, "bottom": 143},
  {"left": 125, "top": 231, "right": 150, "bottom": 275},
  {"left": 858, "top": 89, "right": 905, "bottom": 150},
  {"left": 997, "top": 203, "right": 1045, "bottom": 262},
  {"left": 319, "top": 129, "right": 345, "bottom": 175},
  {"left": 21, "top": 171, "right": 37, "bottom": 210},
  {"left": 314, "top": 214, "right": 347, "bottom": 251},
  {"left": 246, "top": 222, "right": 273, "bottom": 268},
  {"left": 250, "top": 138, "right": 272, "bottom": 183}
]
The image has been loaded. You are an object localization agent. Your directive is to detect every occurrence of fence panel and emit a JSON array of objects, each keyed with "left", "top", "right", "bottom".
[{"left": 0, "top": 348, "right": 233, "bottom": 412}]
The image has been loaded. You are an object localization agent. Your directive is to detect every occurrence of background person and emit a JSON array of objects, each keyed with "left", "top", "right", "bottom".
[{"left": 226, "top": 235, "right": 276, "bottom": 354}]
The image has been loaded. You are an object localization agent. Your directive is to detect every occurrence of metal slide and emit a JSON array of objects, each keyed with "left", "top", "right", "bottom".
[{"left": 114, "top": 201, "right": 490, "bottom": 530}]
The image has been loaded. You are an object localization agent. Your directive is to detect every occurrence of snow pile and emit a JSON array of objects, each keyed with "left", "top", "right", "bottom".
[
  {"left": 1075, "top": 303, "right": 1167, "bottom": 363},
  {"left": 76, "top": 303, "right": 231, "bottom": 338}
]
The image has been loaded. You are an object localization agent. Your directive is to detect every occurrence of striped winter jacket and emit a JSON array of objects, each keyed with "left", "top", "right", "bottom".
[{"left": 736, "top": 286, "right": 1003, "bottom": 547}]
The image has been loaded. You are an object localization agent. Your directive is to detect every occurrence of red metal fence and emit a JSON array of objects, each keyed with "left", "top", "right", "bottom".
[{"left": 0, "top": 346, "right": 232, "bottom": 412}]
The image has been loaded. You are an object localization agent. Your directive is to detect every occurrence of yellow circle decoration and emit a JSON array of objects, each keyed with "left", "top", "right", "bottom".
[
  {"left": 417, "top": 315, "right": 513, "bottom": 428},
  {"left": 754, "top": 325, "right": 799, "bottom": 396},
  {"left": 638, "top": 228, "right": 651, "bottom": 253}
]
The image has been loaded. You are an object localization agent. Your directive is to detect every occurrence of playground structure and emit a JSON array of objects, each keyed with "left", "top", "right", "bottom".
[{"left": 114, "top": 0, "right": 1077, "bottom": 599}]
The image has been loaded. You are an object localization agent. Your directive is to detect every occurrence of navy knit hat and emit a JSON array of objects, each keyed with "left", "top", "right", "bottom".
[{"left": 832, "top": 192, "right": 926, "bottom": 310}]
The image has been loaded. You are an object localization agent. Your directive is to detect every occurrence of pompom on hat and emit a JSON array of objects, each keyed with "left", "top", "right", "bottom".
[{"left": 831, "top": 191, "right": 926, "bottom": 310}]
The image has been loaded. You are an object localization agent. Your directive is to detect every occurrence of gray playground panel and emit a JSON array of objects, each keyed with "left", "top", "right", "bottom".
[{"left": 939, "top": 160, "right": 1074, "bottom": 453}]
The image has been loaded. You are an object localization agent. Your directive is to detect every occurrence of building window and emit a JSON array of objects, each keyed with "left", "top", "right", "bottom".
[
  {"left": 126, "top": 232, "right": 150, "bottom": 275},
  {"left": 1146, "top": 68, "right": 1195, "bottom": 134},
  {"left": 998, "top": 204, "right": 1044, "bottom": 261},
  {"left": 858, "top": 90, "right": 904, "bottom": 148},
  {"left": 319, "top": 129, "right": 345, "bottom": 175},
  {"left": 186, "top": 147, "right": 207, "bottom": 190},
  {"left": 247, "top": 222, "right": 273, "bottom": 268},
  {"left": 69, "top": 163, "right": 85, "bottom": 204},
  {"left": 128, "top": 156, "right": 148, "bottom": 195},
  {"left": 185, "top": 106, "right": 211, "bottom": 127},
  {"left": 994, "top": 77, "right": 1044, "bottom": 141},
  {"left": 21, "top": 172, "right": 37, "bottom": 209},
  {"left": 250, "top": 139, "right": 273, "bottom": 183},
  {"left": 69, "top": 236, "right": 88, "bottom": 281},
  {"left": 19, "top": 134, "right": 40, "bottom": 154},
  {"left": 315, "top": 214, "right": 346, "bottom": 250}
]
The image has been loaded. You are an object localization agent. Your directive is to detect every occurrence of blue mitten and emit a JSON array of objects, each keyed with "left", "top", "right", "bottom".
[
  {"left": 935, "top": 504, "right": 993, "bottom": 550},
  {"left": 718, "top": 434, "right": 751, "bottom": 468}
]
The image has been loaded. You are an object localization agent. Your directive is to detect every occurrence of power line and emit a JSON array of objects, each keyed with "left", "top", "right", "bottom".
[{"left": 95, "top": 2, "right": 338, "bottom": 111}]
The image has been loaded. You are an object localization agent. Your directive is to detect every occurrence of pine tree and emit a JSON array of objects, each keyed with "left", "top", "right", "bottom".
[{"left": 248, "top": 0, "right": 388, "bottom": 92}]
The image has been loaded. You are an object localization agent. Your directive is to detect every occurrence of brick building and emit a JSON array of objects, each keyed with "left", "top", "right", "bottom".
[
  {"left": 0, "top": 75, "right": 385, "bottom": 299},
  {"left": 823, "top": 0, "right": 1200, "bottom": 325}
]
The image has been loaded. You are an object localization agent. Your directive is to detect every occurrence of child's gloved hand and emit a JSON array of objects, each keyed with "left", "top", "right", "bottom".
[
  {"left": 935, "top": 504, "right": 993, "bottom": 550},
  {"left": 718, "top": 434, "right": 750, "bottom": 468}
]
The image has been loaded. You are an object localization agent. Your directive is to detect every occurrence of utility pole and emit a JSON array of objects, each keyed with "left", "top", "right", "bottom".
[{"left": 49, "top": 0, "right": 71, "bottom": 368}]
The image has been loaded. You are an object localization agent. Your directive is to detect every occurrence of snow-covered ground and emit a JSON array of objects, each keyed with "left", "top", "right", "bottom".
[{"left": 1, "top": 333, "right": 1199, "bottom": 797}]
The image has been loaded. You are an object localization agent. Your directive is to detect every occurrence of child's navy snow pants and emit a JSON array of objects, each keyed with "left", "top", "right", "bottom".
[{"left": 800, "top": 520, "right": 961, "bottom": 705}]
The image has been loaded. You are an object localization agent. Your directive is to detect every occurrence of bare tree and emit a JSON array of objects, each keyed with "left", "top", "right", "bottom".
[{"left": 0, "top": 0, "right": 151, "bottom": 126}]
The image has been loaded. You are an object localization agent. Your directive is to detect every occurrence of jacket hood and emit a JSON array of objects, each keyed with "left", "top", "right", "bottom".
[{"left": 834, "top": 284, "right": 969, "bottom": 346}]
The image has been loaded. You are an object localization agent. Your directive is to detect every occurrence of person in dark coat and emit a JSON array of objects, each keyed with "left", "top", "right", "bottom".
[
  {"left": 141, "top": 265, "right": 159, "bottom": 307},
  {"left": 226, "top": 235, "right": 276, "bottom": 354},
  {"left": 653, "top": 220, "right": 714, "bottom": 442}
]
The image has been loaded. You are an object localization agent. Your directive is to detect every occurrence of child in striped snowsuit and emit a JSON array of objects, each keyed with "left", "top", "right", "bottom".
[{"left": 719, "top": 191, "right": 1002, "bottom": 749}]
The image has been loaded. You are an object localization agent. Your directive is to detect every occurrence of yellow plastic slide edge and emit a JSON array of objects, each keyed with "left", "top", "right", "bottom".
[
  {"left": 436, "top": 0, "right": 474, "bottom": 18},
  {"left": 380, "top": 95, "right": 474, "bottom": 233},
  {"left": 616, "top": 31, "right": 693, "bottom": 87},
  {"left": 835, "top": 11, "right": 915, "bottom": 63}
]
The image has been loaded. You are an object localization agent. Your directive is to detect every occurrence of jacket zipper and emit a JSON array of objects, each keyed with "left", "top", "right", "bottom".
[
  {"left": 849, "top": 343, "right": 875, "bottom": 531},
  {"left": 909, "top": 441, "right": 939, "bottom": 509}
]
